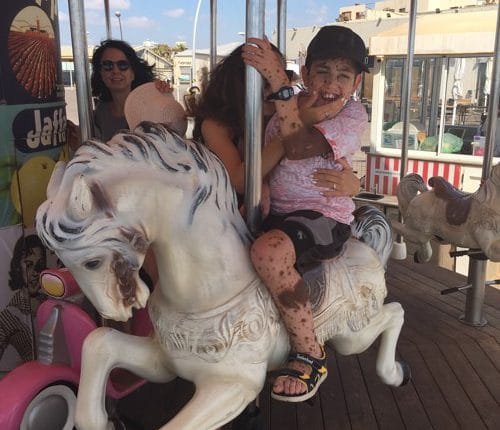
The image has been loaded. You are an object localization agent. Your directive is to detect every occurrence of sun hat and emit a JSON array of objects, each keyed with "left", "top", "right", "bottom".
[
  {"left": 124, "top": 82, "right": 188, "bottom": 136},
  {"left": 305, "top": 25, "right": 369, "bottom": 72}
]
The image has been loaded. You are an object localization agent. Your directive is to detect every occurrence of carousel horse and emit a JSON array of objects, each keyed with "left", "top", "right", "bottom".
[
  {"left": 392, "top": 163, "right": 500, "bottom": 263},
  {"left": 36, "top": 122, "right": 409, "bottom": 430}
]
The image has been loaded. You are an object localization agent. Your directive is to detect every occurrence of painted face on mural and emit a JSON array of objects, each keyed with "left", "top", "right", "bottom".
[{"left": 21, "top": 246, "right": 45, "bottom": 295}]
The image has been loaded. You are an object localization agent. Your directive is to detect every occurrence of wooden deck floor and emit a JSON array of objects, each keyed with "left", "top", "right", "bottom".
[{"left": 117, "top": 258, "right": 500, "bottom": 429}]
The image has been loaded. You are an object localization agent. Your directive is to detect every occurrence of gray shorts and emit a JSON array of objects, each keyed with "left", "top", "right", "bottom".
[{"left": 261, "top": 210, "right": 351, "bottom": 275}]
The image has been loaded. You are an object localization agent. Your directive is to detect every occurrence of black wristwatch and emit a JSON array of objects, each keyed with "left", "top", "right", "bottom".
[{"left": 266, "top": 86, "right": 295, "bottom": 101}]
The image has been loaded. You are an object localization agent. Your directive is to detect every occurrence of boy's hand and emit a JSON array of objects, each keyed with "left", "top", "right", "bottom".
[
  {"left": 242, "top": 36, "right": 289, "bottom": 90},
  {"left": 299, "top": 91, "right": 348, "bottom": 125}
]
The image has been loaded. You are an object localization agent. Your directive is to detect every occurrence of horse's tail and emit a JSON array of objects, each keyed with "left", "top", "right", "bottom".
[
  {"left": 351, "top": 205, "right": 393, "bottom": 267},
  {"left": 397, "top": 173, "right": 428, "bottom": 217}
]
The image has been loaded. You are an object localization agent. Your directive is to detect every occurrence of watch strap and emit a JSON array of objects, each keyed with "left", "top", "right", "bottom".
[{"left": 266, "top": 86, "right": 295, "bottom": 101}]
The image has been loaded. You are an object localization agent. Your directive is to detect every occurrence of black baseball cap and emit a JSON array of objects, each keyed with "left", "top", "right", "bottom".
[{"left": 305, "top": 25, "right": 369, "bottom": 73}]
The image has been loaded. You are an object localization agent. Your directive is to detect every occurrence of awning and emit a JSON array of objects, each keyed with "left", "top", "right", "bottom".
[{"left": 370, "top": 9, "right": 497, "bottom": 56}]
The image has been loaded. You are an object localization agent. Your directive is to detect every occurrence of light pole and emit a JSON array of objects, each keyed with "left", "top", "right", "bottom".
[
  {"left": 191, "top": 0, "right": 203, "bottom": 85},
  {"left": 115, "top": 11, "right": 123, "bottom": 39}
]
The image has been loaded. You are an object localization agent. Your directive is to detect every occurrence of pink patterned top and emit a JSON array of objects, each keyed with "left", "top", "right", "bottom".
[{"left": 265, "top": 99, "right": 368, "bottom": 224}]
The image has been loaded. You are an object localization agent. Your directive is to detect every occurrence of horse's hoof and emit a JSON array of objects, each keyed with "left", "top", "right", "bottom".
[{"left": 399, "top": 361, "right": 412, "bottom": 386}]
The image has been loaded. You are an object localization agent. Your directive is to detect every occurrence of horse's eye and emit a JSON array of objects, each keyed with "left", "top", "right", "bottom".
[{"left": 84, "top": 259, "right": 102, "bottom": 270}]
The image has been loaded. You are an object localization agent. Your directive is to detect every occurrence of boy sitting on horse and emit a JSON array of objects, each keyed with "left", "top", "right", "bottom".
[{"left": 242, "top": 26, "right": 369, "bottom": 402}]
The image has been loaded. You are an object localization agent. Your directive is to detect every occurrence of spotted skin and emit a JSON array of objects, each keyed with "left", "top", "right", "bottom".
[{"left": 251, "top": 229, "right": 322, "bottom": 396}]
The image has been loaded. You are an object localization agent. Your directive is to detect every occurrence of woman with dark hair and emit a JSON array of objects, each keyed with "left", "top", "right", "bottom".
[
  {"left": 0, "top": 235, "right": 48, "bottom": 363},
  {"left": 90, "top": 39, "right": 156, "bottom": 142},
  {"left": 67, "top": 39, "right": 172, "bottom": 147},
  {"left": 193, "top": 44, "right": 286, "bottom": 207}
]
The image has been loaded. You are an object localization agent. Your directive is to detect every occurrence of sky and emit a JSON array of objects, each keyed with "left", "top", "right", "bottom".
[{"left": 56, "top": 0, "right": 356, "bottom": 49}]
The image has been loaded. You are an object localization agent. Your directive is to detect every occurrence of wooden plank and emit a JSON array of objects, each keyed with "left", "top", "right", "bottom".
[
  {"left": 336, "top": 353, "right": 378, "bottom": 430},
  {"left": 440, "top": 341, "right": 500, "bottom": 429},
  {"left": 117, "top": 378, "right": 194, "bottom": 429},
  {"left": 390, "top": 260, "right": 500, "bottom": 325},
  {"left": 387, "top": 266, "right": 469, "bottom": 316},
  {"left": 318, "top": 348, "right": 351, "bottom": 429},
  {"left": 417, "top": 342, "right": 487, "bottom": 429},
  {"left": 458, "top": 339, "right": 500, "bottom": 403},
  {"left": 296, "top": 398, "right": 324, "bottom": 430},
  {"left": 269, "top": 396, "right": 298, "bottom": 430},
  {"left": 387, "top": 284, "right": 478, "bottom": 344},
  {"left": 391, "top": 259, "right": 466, "bottom": 286},
  {"left": 485, "top": 284, "right": 500, "bottom": 311},
  {"left": 387, "top": 272, "right": 500, "bottom": 342},
  {"left": 397, "top": 340, "right": 459, "bottom": 429},
  {"left": 478, "top": 337, "right": 500, "bottom": 373},
  {"left": 357, "top": 346, "right": 408, "bottom": 429},
  {"left": 259, "top": 379, "right": 272, "bottom": 430}
]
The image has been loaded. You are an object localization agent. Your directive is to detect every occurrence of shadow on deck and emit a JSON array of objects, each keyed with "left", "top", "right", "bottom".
[{"left": 117, "top": 258, "right": 500, "bottom": 429}]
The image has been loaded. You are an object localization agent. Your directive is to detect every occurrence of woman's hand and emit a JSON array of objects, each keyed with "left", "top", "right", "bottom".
[
  {"left": 311, "top": 158, "right": 360, "bottom": 197},
  {"left": 154, "top": 79, "right": 173, "bottom": 94}
]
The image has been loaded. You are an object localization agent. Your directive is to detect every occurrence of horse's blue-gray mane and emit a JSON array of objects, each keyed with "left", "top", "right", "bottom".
[{"left": 36, "top": 122, "right": 249, "bottom": 256}]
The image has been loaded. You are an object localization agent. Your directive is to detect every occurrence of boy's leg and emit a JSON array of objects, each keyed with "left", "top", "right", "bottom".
[{"left": 251, "top": 229, "right": 323, "bottom": 397}]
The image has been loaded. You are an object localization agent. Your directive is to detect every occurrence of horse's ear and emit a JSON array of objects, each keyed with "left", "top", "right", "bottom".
[
  {"left": 67, "top": 174, "right": 94, "bottom": 221},
  {"left": 46, "top": 161, "right": 66, "bottom": 199}
]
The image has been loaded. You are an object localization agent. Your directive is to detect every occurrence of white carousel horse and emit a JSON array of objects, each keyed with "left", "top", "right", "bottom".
[
  {"left": 393, "top": 164, "right": 500, "bottom": 263},
  {"left": 36, "top": 122, "right": 409, "bottom": 430}
]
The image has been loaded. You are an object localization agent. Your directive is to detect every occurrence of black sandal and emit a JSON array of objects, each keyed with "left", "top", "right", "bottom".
[{"left": 271, "top": 346, "right": 328, "bottom": 403}]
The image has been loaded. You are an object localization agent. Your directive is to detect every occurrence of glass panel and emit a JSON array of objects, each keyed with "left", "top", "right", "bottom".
[
  {"left": 438, "top": 57, "right": 484, "bottom": 155},
  {"left": 381, "top": 58, "right": 419, "bottom": 150},
  {"left": 380, "top": 55, "right": 493, "bottom": 156}
]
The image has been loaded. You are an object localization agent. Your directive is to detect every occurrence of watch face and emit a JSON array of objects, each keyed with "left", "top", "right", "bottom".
[
  {"left": 282, "top": 87, "right": 294, "bottom": 100},
  {"left": 268, "top": 86, "right": 294, "bottom": 101}
]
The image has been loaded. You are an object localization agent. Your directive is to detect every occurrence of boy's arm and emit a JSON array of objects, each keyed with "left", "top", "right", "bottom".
[{"left": 243, "top": 37, "right": 340, "bottom": 160}]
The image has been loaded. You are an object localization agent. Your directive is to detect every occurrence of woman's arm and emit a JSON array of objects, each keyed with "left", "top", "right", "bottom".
[
  {"left": 201, "top": 119, "right": 246, "bottom": 194},
  {"left": 201, "top": 119, "right": 284, "bottom": 195}
]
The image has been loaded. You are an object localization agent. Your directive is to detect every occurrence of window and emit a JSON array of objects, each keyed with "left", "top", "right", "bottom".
[{"left": 380, "top": 56, "right": 491, "bottom": 156}]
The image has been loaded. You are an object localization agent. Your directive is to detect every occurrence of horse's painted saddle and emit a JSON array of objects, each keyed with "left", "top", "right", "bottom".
[{"left": 429, "top": 176, "right": 473, "bottom": 225}]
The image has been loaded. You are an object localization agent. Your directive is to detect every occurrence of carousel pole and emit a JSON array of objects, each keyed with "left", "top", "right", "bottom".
[
  {"left": 210, "top": 0, "right": 217, "bottom": 72},
  {"left": 67, "top": 0, "right": 94, "bottom": 142},
  {"left": 391, "top": 0, "right": 417, "bottom": 260},
  {"left": 277, "top": 0, "right": 286, "bottom": 55},
  {"left": 244, "top": 0, "right": 265, "bottom": 235},
  {"left": 191, "top": 0, "right": 203, "bottom": 86},
  {"left": 103, "top": 0, "right": 112, "bottom": 39}
]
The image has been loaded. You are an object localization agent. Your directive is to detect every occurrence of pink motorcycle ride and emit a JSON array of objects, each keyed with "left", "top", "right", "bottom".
[{"left": 0, "top": 268, "right": 152, "bottom": 430}]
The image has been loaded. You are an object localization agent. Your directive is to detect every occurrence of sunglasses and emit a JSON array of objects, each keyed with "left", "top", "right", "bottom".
[{"left": 100, "top": 60, "right": 130, "bottom": 72}]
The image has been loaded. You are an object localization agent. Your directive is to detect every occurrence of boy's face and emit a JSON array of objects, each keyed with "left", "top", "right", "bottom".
[{"left": 301, "top": 58, "right": 362, "bottom": 107}]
